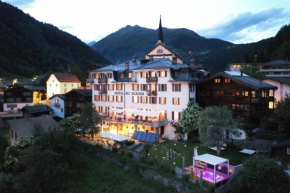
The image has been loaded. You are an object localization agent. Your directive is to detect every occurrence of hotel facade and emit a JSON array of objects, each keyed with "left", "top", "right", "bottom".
[{"left": 90, "top": 18, "right": 206, "bottom": 141}]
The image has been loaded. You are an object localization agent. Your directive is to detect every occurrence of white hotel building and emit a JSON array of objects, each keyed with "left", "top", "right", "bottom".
[{"left": 90, "top": 18, "right": 206, "bottom": 142}]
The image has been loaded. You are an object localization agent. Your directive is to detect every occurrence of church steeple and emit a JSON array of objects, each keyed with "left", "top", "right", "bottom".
[{"left": 157, "top": 15, "right": 164, "bottom": 45}]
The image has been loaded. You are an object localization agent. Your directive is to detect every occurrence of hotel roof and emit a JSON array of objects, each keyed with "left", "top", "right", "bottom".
[
  {"left": 263, "top": 60, "right": 290, "bottom": 66},
  {"left": 263, "top": 77, "right": 290, "bottom": 85}
]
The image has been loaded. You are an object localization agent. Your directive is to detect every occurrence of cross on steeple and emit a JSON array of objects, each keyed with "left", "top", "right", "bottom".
[{"left": 157, "top": 15, "right": 164, "bottom": 45}]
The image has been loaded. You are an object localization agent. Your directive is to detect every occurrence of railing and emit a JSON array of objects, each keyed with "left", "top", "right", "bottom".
[
  {"left": 146, "top": 77, "right": 158, "bottom": 82},
  {"left": 54, "top": 103, "right": 60, "bottom": 107},
  {"left": 98, "top": 77, "right": 108, "bottom": 83},
  {"left": 147, "top": 90, "right": 157, "bottom": 96},
  {"left": 98, "top": 89, "right": 107, "bottom": 94},
  {"left": 102, "top": 116, "right": 167, "bottom": 127}
]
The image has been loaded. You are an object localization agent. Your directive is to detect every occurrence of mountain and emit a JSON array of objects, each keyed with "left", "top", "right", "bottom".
[
  {"left": 92, "top": 24, "right": 290, "bottom": 73},
  {"left": 88, "top": 41, "right": 97, "bottom": 47},
  {"left": 0, "top": 2, "right": 110, "bottom": 78},
  {"left": 91, "top": 25, "right": 233, "bottom": 67}
]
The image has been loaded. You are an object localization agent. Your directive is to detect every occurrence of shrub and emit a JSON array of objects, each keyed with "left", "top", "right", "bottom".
[
  {"left": 120, "top": 150, "right": 125, "bottom": 156},
  {"left": 170, "top": 167, "right": 176, "bottom": 175},
  {"left": 159, "top": 163, "right": 170, "bottom": 172},
  {"left": 148, "top": 159, "right": 154, "bottom": 166},
  {"left": 125, "top": 140, "right": 134, "bottom": 146},
  {"left": 127, "top": 152, "right": 133, "bottom": 158},
  {"left": 112, "top": 147, "right": 118, "bottom": 153},
  {"left": 182, "top": 174, "right": 190, "bottom": 181}
]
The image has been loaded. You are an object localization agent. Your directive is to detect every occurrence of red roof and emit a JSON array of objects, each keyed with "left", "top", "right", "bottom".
[{"left": 53, "top": 73, "right": 81, "bottom": 83}]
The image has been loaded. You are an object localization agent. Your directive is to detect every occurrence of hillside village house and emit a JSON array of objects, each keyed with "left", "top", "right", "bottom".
[
  {"left": 90, "top": 18, "right": 207, "bottom": 142},
  {"left": 262, "top": 77, "right": 290, "bottom": 101},
  {"left": 49, "top": 94, "right": 66, "bottom": 119},
  {"left": 196, "top": 71, "right": 278, "bottom": 124},
  {"left": 46, "top": 73, "right": 81, "bottom": 99}
]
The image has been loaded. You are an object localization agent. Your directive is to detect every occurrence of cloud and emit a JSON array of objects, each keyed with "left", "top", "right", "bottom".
[
  {"left": 59, "top": 26, "right": 73, "bottom": 30},
  {"left": 198, "top": 8, "right": 290, "bottom": 43},
  {"left": 3, "top": 0, "right": 35, "bottom": 8}
]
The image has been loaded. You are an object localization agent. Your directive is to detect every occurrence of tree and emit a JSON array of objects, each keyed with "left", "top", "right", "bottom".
[
  {"left": 80, "top": 103, "right": 101, "bottom": 139},
  {"left": 241, "top": 66, "right": 264, "bottom": 79},
  {"left": 0, "top": 173, "right": 16, "bottom": 193},
  {"left": 235, "top": 155, "right": 290, "bottom": 193},
  {"left": 59, "top": 113, "right": 81, "bottom": 131},
  {"left": 274, "top": 93, "right": 290, "bottom": 135},
  {"left": 197, "top": 106, "right": 237, "bottom": 155},
  {"left": 179, "top": 100, "right": 201, "bottom": 134},
  {"left": 169, "top": 121, "right": 185, "bottom": 140}
]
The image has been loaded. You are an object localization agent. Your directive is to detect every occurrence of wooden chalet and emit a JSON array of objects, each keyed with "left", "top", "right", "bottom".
[{"left": 196, "top": 71, "right": 278, "bottom": 123}]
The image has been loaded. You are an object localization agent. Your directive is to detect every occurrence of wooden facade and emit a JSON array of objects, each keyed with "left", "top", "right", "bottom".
[
  {"left": 196, "top": 73, "right": 277, "bottom": 123},
  {"left": 4, "top": 84, "right": 33, "bottom": 106}
]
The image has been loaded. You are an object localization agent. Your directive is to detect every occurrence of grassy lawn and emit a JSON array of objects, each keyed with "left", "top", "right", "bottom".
[
  {"left": 149, "top": 140, "right": 250, "bottom": 168},
  {"left": 0, "top": 127, "right": 10, "bottom": 140},
  {"left": 60, "top": 153, "right": 177, "bottom": 193}
]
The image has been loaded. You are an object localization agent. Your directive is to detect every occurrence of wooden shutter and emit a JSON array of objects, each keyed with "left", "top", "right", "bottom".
[
  {"left": 164, "top": 97, "right": 166, "bottom": 104},
  {"left": 112, "top": 84, "right": 114, "bottom": 90},
  {"left": 172, "top": 98, "right": 174, "bottom": 105},
  {"left": 137, "top": 84, "right": 139, "bottom": 91},
  {"left": 159, "top": 97, "right": 161, "bottom": 104},
  {"left": 172, "top": 112, "right": 174, "bottom": 120},
  {"left": 146, "top": 97, "right": 148, "bottom": 103},
  {"left": 121, "top": 96, "right": 123, "bottom": 102},
  {"left": 178, "top": 112, "right": 181, "bottom": 121},
  {"left": 158, "top": 84, "right": 160, "bottom": 91},
  {"left": 132, "top": 96, "right": 134, "bottom": 103},
  {"left": 178, "top": 98, "right": 180, "bottom": 105},
  {"left": 137, "top": 96, "right": 139, "bottom": 103},
  {"left": 132, "top": 84, "right": 134, "bottom": 91},
  {"left": 172, "top": 84, "right": 174, "bottom": 92},
  {"left": 179, "top": 84, "right": 181, "bottom": 91},
  {"left": 165, "top": 84, "right": 167, "bottom": 91},
  {"left": 165, "top": 71, "right": 167, "bottom": 77},
  {"left": 140, "top": 72, "right": 143, "bottom": 78}
]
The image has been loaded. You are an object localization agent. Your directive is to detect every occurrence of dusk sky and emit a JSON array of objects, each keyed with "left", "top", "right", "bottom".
[{"left": 3, "top": 0, "right": 290, "bottom": 44}]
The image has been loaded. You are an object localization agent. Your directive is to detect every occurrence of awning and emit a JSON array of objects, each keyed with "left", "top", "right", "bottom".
[
  {"left": 109, "top": 108, "right": 124, "bottom": 113},
  {"left": 194, "top": 153, "right": 228, "bottom": 165},
  {"left": 111, "top": 135, "right": 129, "bottom": 142},
  {"left": 126, "top": 109, "right": 160, "bottom": 117},
  {"left": 100, "top": 132, "right": 114, "bottom": 138}
]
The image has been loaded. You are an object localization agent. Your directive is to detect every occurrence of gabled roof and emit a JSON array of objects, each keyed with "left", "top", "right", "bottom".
[
  {"left": 263, "top": 77, "right": 290, "bottom": 85},
  {"left": 263, "top": 60, "right": 290, "bottom": 66},
  {"left": 52, "top": 73, "right": 81, "bottom": 83},
  {"left": 92, "top": 60, "right": 142, "bottom": 72},
  {"left": 49, "top": 94, "right": 66, "bottom": 100},
  {"left": 8, "top": 116, "right": 60, "bottom": 138},
  {"left": 73, "top": 89, "right": 92, "bottom": 96},
  {"left": 21, "top": 105, "right": 52, "bottom": 114},
  {"left": 134, "top": 58, "right": 188, "bottom": 70},
  {"left": 146, "top": 43, "right": 183, "bottom": 60},
  {"left": 204, "top": 71, "right": 278, "bottom": 90}
]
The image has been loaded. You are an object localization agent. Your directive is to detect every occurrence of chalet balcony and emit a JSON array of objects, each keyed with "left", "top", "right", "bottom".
[
  {"left": 147, "top": 90, "right": 157, "bottom": 96},
  {"left": 146, "top": 77, "right": 158, "bottom": 82},
  {"left": 54, "top": 103, "right": 60, "bottom": 107},
  {"left": 98, "top": 77, "right": 108, "bottom": 84},
  {"left": 102, "top": 116, "right": 168, "bottom": 127},
  {"left": 98, "top": 89, "right": 107, "bottom": 94}
]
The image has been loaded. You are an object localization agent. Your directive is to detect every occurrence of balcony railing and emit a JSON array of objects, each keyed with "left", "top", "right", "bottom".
[
  {"left": 98, "top": 77, "right": 108, "bottom": 83},
  {"left": 147, "top": 90, "right": 157, "bottom": 96},
  {"left": 54, "top": 103, "right": 60, "bottom": 107},
  {"left": 98, "top": 89, "right": 107, "bottom": 94},
  {"left": 102, "top": 116, "right": 167, "bottom": 127},
  {"left": 146, "top": 77, "right": 158, "bottom": 82}
]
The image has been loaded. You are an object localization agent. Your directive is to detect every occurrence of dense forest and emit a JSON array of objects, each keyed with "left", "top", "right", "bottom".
[
  {"left": 92, "top": 23, "right": 290, "bottom": 73},
  {"left": 0, "top": 2, "right": 110, "bottom": 78}
]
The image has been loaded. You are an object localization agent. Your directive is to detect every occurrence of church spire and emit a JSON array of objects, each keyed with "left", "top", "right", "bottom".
[{"left": 157, "top": 15, "right": 164, "bottom": 45}]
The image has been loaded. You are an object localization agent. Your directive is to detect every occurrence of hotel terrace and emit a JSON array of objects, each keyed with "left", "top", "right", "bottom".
[{"left": 88, "top": 17, "right": 207, "bottom": 142}]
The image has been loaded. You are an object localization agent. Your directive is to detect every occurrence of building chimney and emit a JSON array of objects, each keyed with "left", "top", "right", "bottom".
[
  {"left": 190, "top": 59, "right": 196, "bottom": 67},
  {"left": 132, "top": 56, "right": 136, "bottom": 62},
  {"left": 125, "top": 61, "right": 129, "bottom": 70}
]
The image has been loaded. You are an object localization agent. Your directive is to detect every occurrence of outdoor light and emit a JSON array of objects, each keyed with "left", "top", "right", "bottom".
[
  {"left": 185, "top": 145, "right": 187, "bottom": 147},
  {"left": 173, "top": 162, "right": 175, "bottom": 165},
  {"left": 174, "top": 143, "right": 176, "bottom": 146},
  {"left": 229, "top": 169, "right": 233, "bottom": 174},
  {"left": 218, "top": 166, "right": 222, "bottom": 170}
]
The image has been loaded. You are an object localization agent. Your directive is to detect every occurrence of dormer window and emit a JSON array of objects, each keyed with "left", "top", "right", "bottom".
[
  {"left": 175, "top": 71, "right": 180, "bottom": 78},
  {"left": 157, "top": 49, "right": 163, "bottom": 54},
  {"left": 128, "top": 72, "right": 132, "bottom": 78},
  {"left": 120, "top": 73, "right": 125, "bottom": 78}
]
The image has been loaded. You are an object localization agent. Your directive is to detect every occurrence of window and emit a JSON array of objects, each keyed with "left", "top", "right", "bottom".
[
  {"left": 159, "top": 97, "right": 166, "bottom": 105},
  {"left": 159, "top": 84, "right": 167, "bottom": 91},
  {"left": 116, "top": 96, "right": 123, "bottom": 103},
  {"left": 53, "top": 80, "right": 54, "bottom": 82},
  {"left": 108, "top": 95, "right": 114, "bottom": 102},
  {"left": 50, "top": 84, "right": 52, "bottom": 87},
  {"left": 23, "top": 92, "right": 31, "bottom": 96},
  {"left": 150, "top": 71, "right": 156, "bottom": 77},
  {"left": 149, "top": 97, "right": 157, "bottom": 104},
  {"left": 172, "top": 97, "right": 180, "bottom": 105},
  {"left": 101, "top": 95, "right": 107, "bottom": 102},
  {"left": 64, "top": 84, "right": 67, "bottom": 87},
  {"left": 132, "top": 96, "right": 139, "bottom": 103},
  {"left": 5, "top": 92, "right": 11, "bottom": 95},
  {"left": 172, "top": 111, "right": 181, "bottom": 121},
  {"left": 160, "top": 71, "right": 167, "bottom": 77},
  {"left": 215, "top": 79, "right": 221, "bottom": 83},
  {"left": 157, "top": 49, "right": 163, "bottom": 54},
  {"left": 11, "top": 129, "right": 13, "bottom": 139},
  {"left": 107, "top": 73, "right": 112, "bottom": 78},
  {"left": 141, "top": 84, "right": 148, "bottom": 91},
  {"left": 96, "top": 73, "right": 99, "bottom": 78},
  {"left": 287, "top": 147, "right": 290, "bottom": 155},
  {"left": 175, "top": 71, "right": 180, "bottom": 77},
  {"left": 141, "top": 96, "right": 147, "bottom": 104},
  {"left": 26, "top": 98, "right": 32, "bottom": 102},
  {"left": 94, "top": 95, "right": 100, "bottom": 101},
  {"left": 116, "top": 84, "right": 123, "bottom": 91},
  {"left": 128, "top": 72, "right": 132, "bottom": 78},
  {"left": 108, "top": 84, "right": 114, "bottom": 91},
  {"left": 132, "top": 84, "right": 139, "bottom": 91},
  {"left": 269, "top": 101, "right": 274, "bottom": 109},
  {"left": 172, "top": 84, "right": 181, "bottom": 92},
  {"left": 56, "top": 84, "right": 58, "bottom": 87},
  {"left": 225, "top": 79, "right": 230, "bottom": 83},
  {"left": 61, "top": 108, "right": 63, "bottom": 112},
  {"left": 251, "top": 91, "right": 256, "bottom": 97},
  {"left": 120, "top": 73, "right": 125, "bottom": 78},
  {"left": 173, "top": 57, "right": 177, "bottom": 64},
  {"left": 16, "top": 98, "right": 21, "bottom": 102},
  {"left": 95, "top": 106, "right": 100, "bottom": 113},
  {"left": 141, "top": 71, "right": 147, "bottom": 78},
  {"left": 189, "top": 84, "right": 195, "bottom": 92},
  {"left": 71, "top": 84, "right": 74, "bottom": 87}
]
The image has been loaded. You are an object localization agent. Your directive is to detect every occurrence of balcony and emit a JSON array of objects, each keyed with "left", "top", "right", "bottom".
[
  {"left": 146, "top": 77, "right": 158, "bottom": 82},
  {"left": 54, "top": 103, "right": 60, "bottom": 108},
  {"left": 98, "top": 77, "right": 108, "bottom": 84},
  {"left": 147, "top": 90, "right": 157, "bottom": 96},
  {"left": 102, "top": 116, "right": 168, "bottom": 127},
  {"left": 98, "top": 89, "right": 107, "bottom": 94}
]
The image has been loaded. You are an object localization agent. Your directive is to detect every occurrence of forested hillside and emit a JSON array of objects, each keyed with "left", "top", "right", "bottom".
[{"left": 0, "top": 2, "right": 110, "bottom": 78}]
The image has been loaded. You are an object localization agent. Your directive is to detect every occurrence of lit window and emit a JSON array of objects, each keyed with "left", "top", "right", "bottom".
[
  {"left": 172, "top": 84, "right": 181, "bottom": 92},
  {"left": 172, "top": 98, "right": 180, "bottom": 105},
  {"left": 160, "top": 71, "right": 167, "bottom": 77},
  {"left": 225, "top": 79, "right": 230, "bottom": 83},
  {"left": 159, "top": 97, "right": 166, "bottom": 105},
  {"left": 108, "top": 95, "right": 114, "bottom": 102},
  {"left": 132, "top": 96, "right": 138, "bottom": 103},
  {"left": 157, "top": 49, "right": 163, "bottom": 54},
  {"left": 108, "top": 84, "right": 114, "bottom": 91},
  {"left": 102, "top": 106, "right": 107, "bottom": 113},
  {"left": 173, "top": 111, "right": 180, "bottom": 121},
  {"left": 94, "top": 95, "right": 100, "bottom": 101},
  {"left": 151, "top": 71, "right": 156, "bottom": 77},
  {"left": 116, "top": 84, "right": 123, "bottom": 91},
  {"left": 116, "top": 96, "right": 123, "bottom": 103},
  {"left": 132, "top": 84, "right": 139, "bottom": 91},
  {"left": 215, "top": 79, "right": 221, "bottom": 83},
  {"left": 159, "top": 84, "right": 167, "bottom": 91},
  {"left": 128, "top": 72, "right": 132, "bottom": 78},
  {"left": 141, "top": 72, "right": 147, "bottom": 78},
  {"left": 141, "top": 96, "right": 147, "bottom": 104},
  {"left": 96, "top": 73, "right": 99, "bottom": 78},
  {"left": 120, "top": 73, "right": 125, "bottom": 78},
  {"left": 252, "top": 91, "right": 256, "bottom": 97},
  {"left": 269, "top": 101, "right": 274, "bottom": 109},
  {"left": 101, "top": 95, "right": 107, "bottom": 102},
  {"left": 149, "top": 97, "right": 157, "bottom": 104},
  {"left": 245, "top": 91, "right": 249, "bottom": 96}
]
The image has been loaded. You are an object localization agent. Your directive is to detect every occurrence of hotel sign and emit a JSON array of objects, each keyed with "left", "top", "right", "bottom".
[{"left": 114, "top": 92, "right": 145, "bottom": 96}]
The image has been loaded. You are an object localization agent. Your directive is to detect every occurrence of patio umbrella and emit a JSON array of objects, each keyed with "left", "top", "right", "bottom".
[
  {"left": 100, "top": 132, "right": 114, "bottom": 138},
  {"left": 111, "top": 135, "right": 129, "bottom": 142}
]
